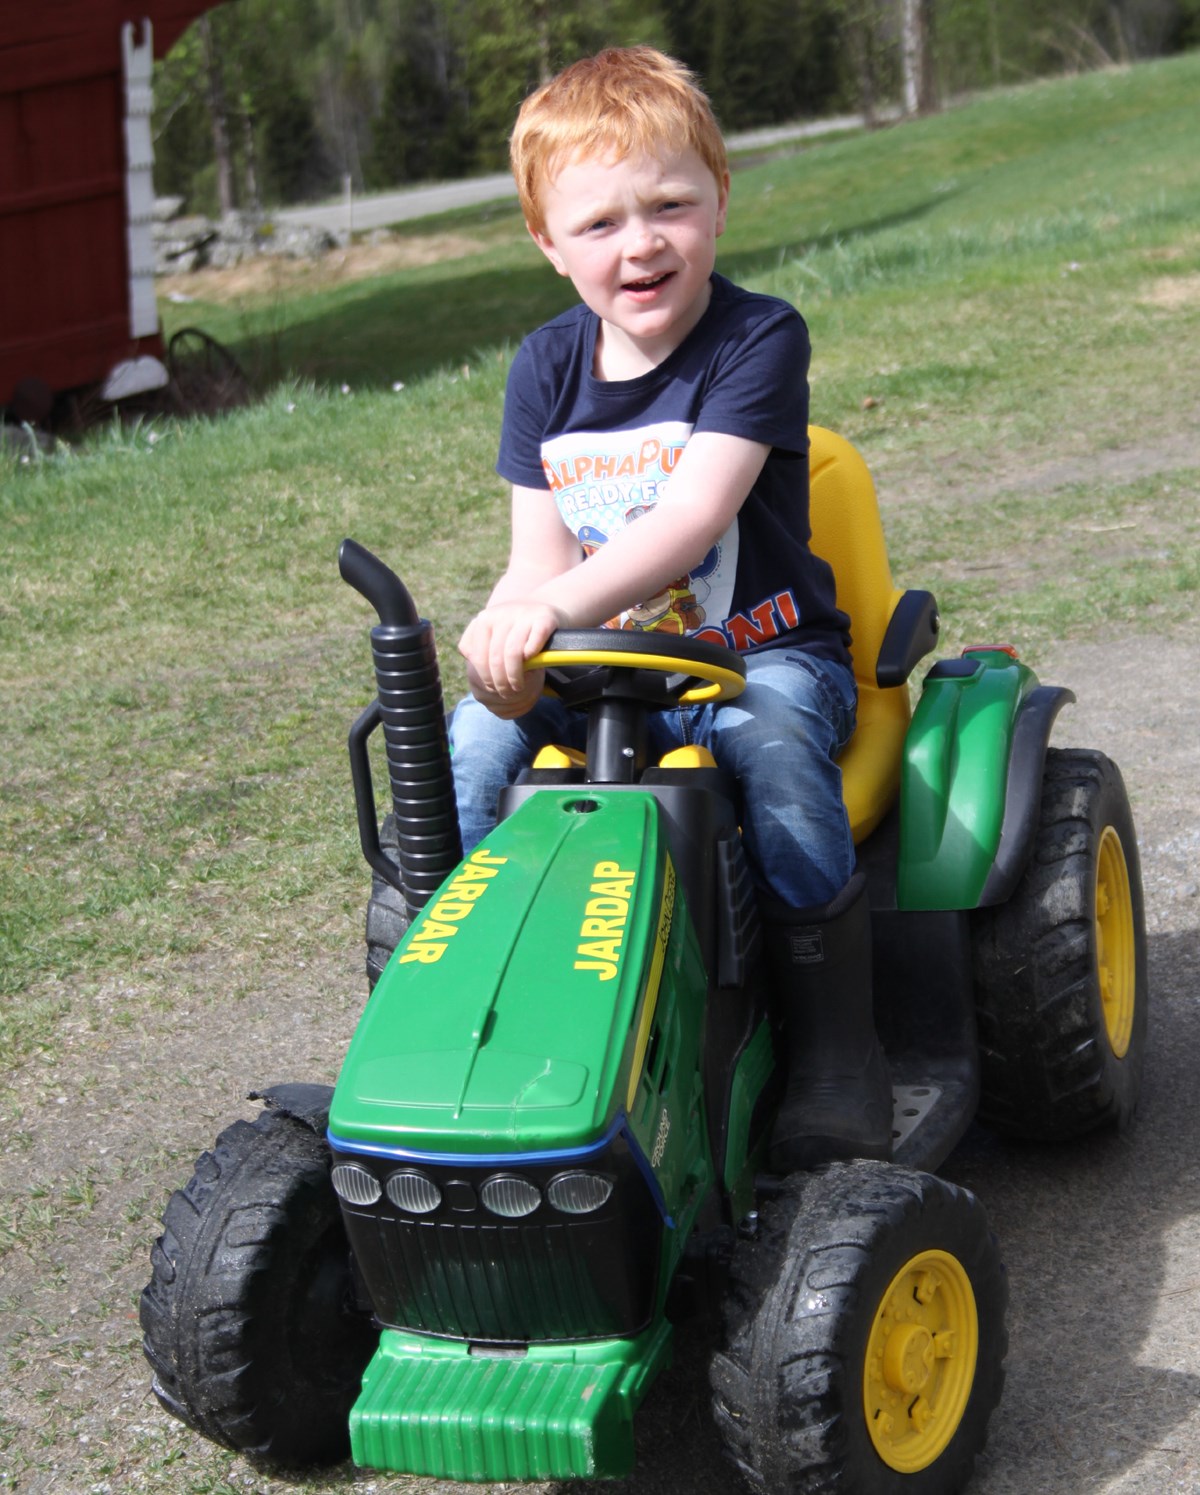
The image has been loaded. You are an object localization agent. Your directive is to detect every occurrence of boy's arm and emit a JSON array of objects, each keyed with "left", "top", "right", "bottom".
[
  {"left": 535, "top": 431, "right": 769, "bottom": 624},
  {"left": 459, "top": 431, "right": 769, "bottom": 707},
  {"left": 460, "top": 485, "right": 582, "bottom": 717}
]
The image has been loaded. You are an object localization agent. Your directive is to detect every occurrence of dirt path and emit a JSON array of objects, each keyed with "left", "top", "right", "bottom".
[
  {"left": 943, "top": 635, "right": 1200, "bottom": 1495},
  {"left": 1, "top": 630, "right": 1197, "bottom": 1495}
]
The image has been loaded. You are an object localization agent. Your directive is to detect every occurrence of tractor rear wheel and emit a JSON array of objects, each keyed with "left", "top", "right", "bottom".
[
  {"left": 972, "top": 747, "right": 1148, "bottom": 1140},
  {"left": 139, "top": 1107, "right": 375, "bottom": 1469},
  {"left": 711, "top": 1161, "right": 1007, "bottom": 1494}
]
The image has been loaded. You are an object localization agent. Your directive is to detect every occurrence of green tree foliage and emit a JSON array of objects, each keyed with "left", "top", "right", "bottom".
[
  {"left": 153, "top": 0, "right": 1200, "bottom": 213},
  {"left": 154, "top": 27, "right": 217, "bottom": 209},
  {"left": 1181, "top": 0, "right": 1200, "bottom": 43},
  {"left": 663, "top": 0, "right": 843, "bottom": 128},
  {"left": 462, "top": 0, "right": 671, "bottom": 168},
  {"left": 934, "top": 0, "right": 1199, "bottom": 91},
  {"left": 155, "top": 0, "right": 328, "bottom": 211},
  {"left": 369, "top": 0, "right": 472, "bottom": 183}
]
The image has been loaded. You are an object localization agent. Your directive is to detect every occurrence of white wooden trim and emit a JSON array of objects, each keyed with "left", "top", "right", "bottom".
[{"left": 122, "top": 19, "right": 159, "bottom": 340}]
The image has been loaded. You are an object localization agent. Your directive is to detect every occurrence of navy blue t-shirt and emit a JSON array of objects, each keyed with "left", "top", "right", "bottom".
[{"left": 496, "top": 273, "right": 851, "bottom": 664}]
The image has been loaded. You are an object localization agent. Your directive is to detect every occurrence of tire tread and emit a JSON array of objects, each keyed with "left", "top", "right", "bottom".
[
  {"left": 139, "top": 1109, "right": 374, "bottom": 1469},
  {"left": 973, "top": 747, "right": 1147, "bottom": 1139},
  {"left": 711, "top": 1161, "right": 1007, "bottom": 1494}
]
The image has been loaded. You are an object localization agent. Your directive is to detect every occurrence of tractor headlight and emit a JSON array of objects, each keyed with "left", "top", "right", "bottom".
[
  {"left": 479, "top": 1175, "right": 542, "bottom": 1218},
  {"left": 331, "top": 1162, "right": 382, "bottom": 1206},
  {"left": 547, "top": 1172, "right": 614, "bottom": 1214},
  {"left": 385, "top": 1169, "right": 442, "bottom": 1214}
]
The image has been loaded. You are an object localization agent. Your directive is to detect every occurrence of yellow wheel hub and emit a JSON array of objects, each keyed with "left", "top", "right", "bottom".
[
  {"left": 1095, "top": 825, "right": 1136, "bottom": 1059},
  {"left": 864, "top": 1249, "right": 979, "bottom": 1473}
]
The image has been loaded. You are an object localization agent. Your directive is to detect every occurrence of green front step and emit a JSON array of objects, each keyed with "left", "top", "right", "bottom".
[{"left": 350, "top": 1323, "right": 673, "bottom": 1481}]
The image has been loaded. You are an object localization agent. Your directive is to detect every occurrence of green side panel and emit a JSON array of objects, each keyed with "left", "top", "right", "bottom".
[
  {"left": 898, "top": 649, "right": 1037, "bottom": 910},
  {"left": 331, "top": 791, "right": 672, "bottom": 1155},
  {"left": 722, "top": 1018, "right": 774, "bottom": 1210},
  {"left": 350, "top": 1322, "right": 673, "bottom": 1481},
  {"left": 623, "top": 851, "right": 713, "bottom": 1262}
]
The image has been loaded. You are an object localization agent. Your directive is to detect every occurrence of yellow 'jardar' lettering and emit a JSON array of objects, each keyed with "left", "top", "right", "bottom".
[
  {"left": 398, "top": 847, "right": 508, "bottom": 966},
  {"left": 574, "top": 860, "right": 636, "bottom": 980}
]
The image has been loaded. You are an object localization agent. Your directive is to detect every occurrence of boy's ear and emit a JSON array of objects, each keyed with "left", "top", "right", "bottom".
[
  {"left": 528, "top": 224, "right": 569, "bottom": 277},
  {"left": 715, "top": 170, "right": 731, "bottom": 237}
]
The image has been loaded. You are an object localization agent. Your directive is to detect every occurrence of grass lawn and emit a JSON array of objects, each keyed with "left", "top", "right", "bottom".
[{"left": 1, "top": 49, "right": 1199, "bottom": 1495}]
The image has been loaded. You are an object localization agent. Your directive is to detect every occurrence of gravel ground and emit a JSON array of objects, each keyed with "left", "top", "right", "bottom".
[
  {"left": 1, "top": 631, "right": 1197, "bottom": 1495},
  {"left": 941, "top": 636, "right": 1200, "bottom": 1495},
  {"left": 563, "top": 635, "right": 1200, "bottom": 1495}
]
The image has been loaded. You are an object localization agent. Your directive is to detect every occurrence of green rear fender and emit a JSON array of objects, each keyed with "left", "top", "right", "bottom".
[{"left": 898, "top": 650, "right": 1073, "bottom": 910}]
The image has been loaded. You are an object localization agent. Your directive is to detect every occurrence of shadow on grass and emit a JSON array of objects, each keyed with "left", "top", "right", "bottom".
[
  {"left": 228, "top": 258, "right": 578, "bottom": 391},
  {"left": 220, "top": 193, "right": 957, "bottom": 394}
]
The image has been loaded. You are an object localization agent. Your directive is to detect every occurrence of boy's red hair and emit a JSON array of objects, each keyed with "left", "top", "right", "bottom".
[{"left": 510, "top": 47, "right": 728, "bottom": 234}]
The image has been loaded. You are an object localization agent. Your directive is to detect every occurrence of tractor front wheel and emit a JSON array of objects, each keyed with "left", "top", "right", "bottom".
[
  {"left": 139, "top": 1107, "right": 375, "bottom": 1469},
  {"left": 972, "top": 747, "right": 1148, "bottom": 1140},
  {"left": 711, "top": 1161, "right": 1007, "bottom": 1494}
]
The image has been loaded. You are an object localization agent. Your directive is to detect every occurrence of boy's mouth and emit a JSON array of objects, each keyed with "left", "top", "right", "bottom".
[{"left": 622, "top": 271, "right": 673, "bottom": 293}]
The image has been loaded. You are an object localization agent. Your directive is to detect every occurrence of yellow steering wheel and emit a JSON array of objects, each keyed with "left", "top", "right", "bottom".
[{"left": 527, "top": 629, "right": 746, "bottom": 708}]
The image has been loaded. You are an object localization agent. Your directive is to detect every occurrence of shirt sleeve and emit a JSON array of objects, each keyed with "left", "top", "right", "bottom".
[
  {"left": 692, "top": 306, "right": 810, "bottom": 456},
  {"left": 496, "top": 336, "right": 554, "bottom": 490}
]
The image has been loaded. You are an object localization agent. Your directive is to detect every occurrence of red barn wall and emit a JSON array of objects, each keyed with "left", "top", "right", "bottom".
[{"left": 0, "top": 2, "right": 226, "bottom": 406}]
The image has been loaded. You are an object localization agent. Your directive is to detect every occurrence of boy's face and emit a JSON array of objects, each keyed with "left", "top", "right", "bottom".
[{"left": 529, "top": 145, "right": 730, "bottom": 369}]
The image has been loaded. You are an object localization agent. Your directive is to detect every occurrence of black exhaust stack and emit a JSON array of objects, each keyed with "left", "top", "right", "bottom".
[{"left": 339, "top": 539, "right": 462, "bottom": 920}]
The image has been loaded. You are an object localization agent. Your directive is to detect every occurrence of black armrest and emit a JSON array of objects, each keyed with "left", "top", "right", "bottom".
[{"left": 875, "top": 589, "right": 940, "bottom": 687}]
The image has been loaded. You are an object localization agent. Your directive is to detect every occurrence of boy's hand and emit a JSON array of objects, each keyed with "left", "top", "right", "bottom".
[
  {"left": 458, "top": 599, "right": 565, "bottom": 718},
  {"left": 463, "top": 663, "right": 545, "bottom": 719}
]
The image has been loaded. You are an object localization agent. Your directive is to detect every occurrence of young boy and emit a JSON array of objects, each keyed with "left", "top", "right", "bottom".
[{"left": 450, "top": 46, "right": 890, "bottom": 1169}]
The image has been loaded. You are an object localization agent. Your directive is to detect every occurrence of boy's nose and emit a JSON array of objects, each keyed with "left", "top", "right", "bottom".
[{"left": 627, "top": 218, "right": 664, "bottom": 256}]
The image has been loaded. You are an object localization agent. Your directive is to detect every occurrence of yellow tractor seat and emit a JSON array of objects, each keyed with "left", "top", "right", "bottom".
[{"left": 808, "top": 426, "right": 939, "bottom": 843}]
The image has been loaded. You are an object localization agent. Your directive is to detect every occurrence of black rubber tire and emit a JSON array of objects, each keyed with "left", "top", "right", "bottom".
[
  {"left": 711, "top": 1161, "right": 1007, "bottom": 1495},
  {"left": 971, "top": 747, "right": 1148, "bottom": 1140},
  {"left": 366, "top": 812, "right": 408, "bottom": 991},
  {"left": 139, "top": 1109, "right": 376, "bottom": 1469}
]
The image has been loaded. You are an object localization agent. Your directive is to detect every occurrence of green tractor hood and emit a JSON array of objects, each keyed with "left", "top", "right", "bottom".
[{"left": 329, "top": 790, "right": 678, "bottom": 1157}]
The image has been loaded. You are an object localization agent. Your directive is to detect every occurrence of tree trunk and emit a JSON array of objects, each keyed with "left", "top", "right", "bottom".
[
  {"left": 901, "top": 0, "right": 938, "bottom": 116},
  {"left": 198, "top": 15, "right": 236, "bottom": 215},
  {"left": 843, "top": 2, "right": 879, "bottom": 128},
  {"left": 987, "top": 0, "right": 1001, "bottom": 84},
  {"left": 535, "top": 0, "right": 553, "bottom": 86},
  {"left": 241, "top": 104, "right": 260, "bottom": 214}
]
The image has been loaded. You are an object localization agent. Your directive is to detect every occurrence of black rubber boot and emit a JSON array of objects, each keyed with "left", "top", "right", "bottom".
[{"left": 763, "top": 872, "right": 893, "bottom": 1172}]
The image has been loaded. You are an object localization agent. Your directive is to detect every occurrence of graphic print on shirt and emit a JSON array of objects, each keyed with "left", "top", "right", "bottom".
[{"left": 542, "top": 421, "right": 736, "bottom": 636}]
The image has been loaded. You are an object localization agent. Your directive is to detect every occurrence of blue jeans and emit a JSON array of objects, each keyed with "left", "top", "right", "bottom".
[{"left": 448, "top": 651, "right": 857, "bottom": 909}]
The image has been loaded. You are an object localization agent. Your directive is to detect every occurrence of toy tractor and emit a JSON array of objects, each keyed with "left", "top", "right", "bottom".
[{"left": 140, "top": 427, "right": 1148, "bottom": 1493}]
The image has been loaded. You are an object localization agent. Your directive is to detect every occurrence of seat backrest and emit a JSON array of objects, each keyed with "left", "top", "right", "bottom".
[
  {"left": 808, "top": 426, "right": 906, "bottom": 684},
  {"left": 807, "top": 426, "right": 911, "bottom": 843}
]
